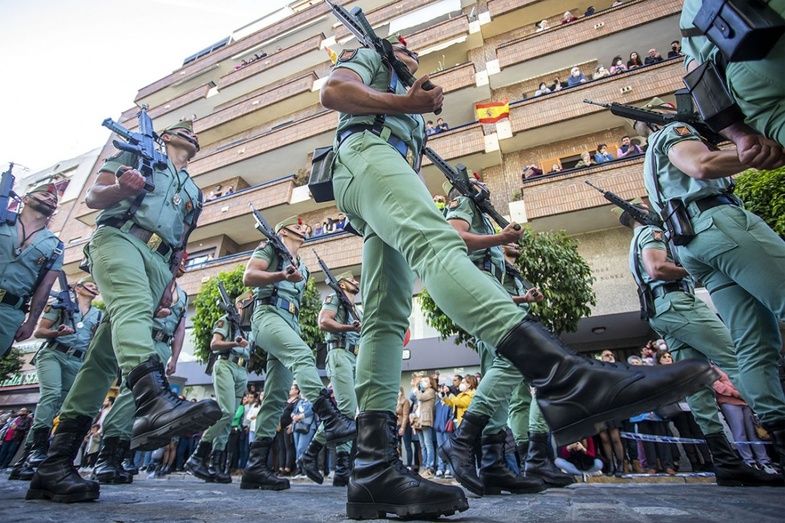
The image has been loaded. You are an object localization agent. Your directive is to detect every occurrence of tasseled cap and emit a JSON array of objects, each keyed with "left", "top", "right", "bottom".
[
  {"left": 275, "top": 215, "right": 302, "bottom": 233},
  {"left": 26, "top": 181, "right": 59, "bottom": 202}
]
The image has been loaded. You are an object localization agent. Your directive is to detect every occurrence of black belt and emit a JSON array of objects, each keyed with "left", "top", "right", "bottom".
[
  {"left": 219, "top": 352, "right": 247, "bottom": 367},
  {"left": 152, "top": 329, "right": 173, "bottom": 345},
  {"left": 652, "top": 281, "right": 693, "bottom": 299},
  {"left": 0, "top": 288, "right": 26, "bottom": 310},
  {"left": 256, "top": 297, "right": 299, "bottom": 316},
  {"left": 338, "top": 124, "right": 410, "bottom": 160},
  {"left": 327, "top": 340, "right": 358, "bottom": 355},
  {"left": 476, "top": 259, "right": 504, "bottom": 283},
  {"left": 694, "top": 194, "right": 738, "bottom": 214},
  {"left": 100, "top": 218, "right": 174, "bottom": 259},
  {"left": 48, "top": 342, "right": 85, "bottom": 360}
]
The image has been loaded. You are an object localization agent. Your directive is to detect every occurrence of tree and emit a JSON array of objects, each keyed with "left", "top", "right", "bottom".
[
  {"left": 734, "top": 166, "right": 785, "bottom": 237},
  {"left": 299, "top": 277, "right": 325, "bottom": 350},
  {"left": 419, "top": 227, "right": 596, "bottom": 349},
  {"left": 0, "top": 348, "right": 23, "bottom": 383}
]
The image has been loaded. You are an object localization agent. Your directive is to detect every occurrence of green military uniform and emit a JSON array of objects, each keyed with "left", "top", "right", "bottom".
[
  {"left": 0, "top": 222, "right": 63, "bottom": 356},
  {"left": 250, "top": 237, "right": 322, "bottom": 440},
  {"left": 57, "top": 135, "right": 202, "bottom": 423},
  {"left": 312, "top": 284, "right": 361, "bottom": 453},
  {"left": 101, "top": 286, "right": 188, "bottom": 440},
  {"left": 200, "top": 314, "right": 249, "bottom": 452},
  {"left": 680, "top": 0, "right": 785, "bottom": 144},
  {"left": 643, "top": 121, "right": 785, "bottom": 427},
  {"left": 628, "top": 223, "right": 740, "bottom": 434}
]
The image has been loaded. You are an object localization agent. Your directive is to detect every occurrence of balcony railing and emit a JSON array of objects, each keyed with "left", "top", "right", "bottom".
[
  {"left": 406, "top": 15, "right": 470, "bottom": 52},
  {"left": 423, "top": 122, "right": 488, "bottom": 164},
  {"left": 487, "top": 0, "right": 539, "bottom": 17},
  {"left": 120, "top": 84, "right": 213, "bottom": 126},
  {"left": 430, "top": 62, "right": 477, "bottom": 94}
]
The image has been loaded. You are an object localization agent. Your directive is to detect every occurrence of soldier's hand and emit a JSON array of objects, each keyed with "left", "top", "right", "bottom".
[
  {"left": 236, "top": 337, "right": 249, "bottom": 347},
  {"left": 115, "top": 166, "right": 146, "bottom": 197},
  {"left": 14, "top": 321, "right": 35, "bottom": 342},
  {"left": 524, "top": 287, "right": 545, "bottom": 303},
  {"left": 283, "top": 268, "right": 304, "bottom": 283},
  {"left": 404, "top": 75, "right": 444, "bottom": 114},
  {"left": 350, "top": 320, "right": 361, "bottom": 332},
  {"left": 499, "top": 223, "right": 524, "bottom": 243},
  {"left": 155, "top": 307, "right": 172, "bottom": 318},
  {"left": 57, "top": 324, "right": 75, "bottom": 336},
  {"left": 735, "top": 134, "right": 785, "bottom": 170},
  {"left": 166, "top": 359, "right": 177, "bottom": 376}
]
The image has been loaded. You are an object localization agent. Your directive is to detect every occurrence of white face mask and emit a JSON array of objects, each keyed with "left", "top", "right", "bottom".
[
  {"left": 420, "top": 379, "right": 429, "bottom": 388},
  {"left": 458, "top": 382, "right": 468, "bottom": 392}
]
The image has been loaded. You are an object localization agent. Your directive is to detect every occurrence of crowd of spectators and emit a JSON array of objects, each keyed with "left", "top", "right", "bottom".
[
  {"left": 233, "top": 51, "right": 268, "bottom": 71},
  {"left": 0, "top": 408, "right": 32, "bottom": 468},
  {"left": 309, "top": 212, "right": 348, "bottom": 239},
  {"left": 425, "top": 118, "right": 450, "bottom": 136},
  {"left": 205, "top": 184, "right": 235, "bottom": 202}
]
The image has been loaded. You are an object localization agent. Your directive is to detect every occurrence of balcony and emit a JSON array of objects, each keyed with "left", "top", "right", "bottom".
[
  {"left": 333, "top": 0, "right": 448, "bottom": 41},
  {"left": 489, "top": 0, "right": 682, "bottom": 88},
  {"left": 119, "top": 83, "right": 215, "bottom": 133},
  {"left": 427, "top": 61, "right": 491, "bottom": 131}
]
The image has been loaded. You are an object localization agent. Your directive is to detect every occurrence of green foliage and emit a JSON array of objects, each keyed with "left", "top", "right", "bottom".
[
  {"left": 0, "top": 348, "right": 23, "bottom": 383},
  {"left": 419, "top": 227, "right": 596, "bottom": 348},
  {"left": 91, "top": 299, "right": 106, "bottom": 311},
  {"left": 300, "top": 277, "right": 325, "bottom": 350},
  {"left": 734, "top": 166, "right": 785, "bottom": 236}
]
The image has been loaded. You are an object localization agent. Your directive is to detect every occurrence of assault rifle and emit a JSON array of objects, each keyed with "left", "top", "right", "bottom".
[
  {"left": 584, "top": 181, "right": 663, "bottom": 227},
  {"left": 248, "top": 204, "right": 297, "bottom": 274},
  {"left": 504, "top": 261, "right": 534, "bottom": 292},
  {"left": 50, "top": 271, "right": 78, "bottom": 331},
  {"left": 102, "top": 106, "right": 166, "bottom": 192},
  {"left": 206, "top": 281, "right": 252, "bottom": 374},
  {"left": 582, "top": 99, "right": 724, "bottom": 145},
  {"left": 424, "top": 147, "right": 520, "bottom": 231},
  {"left": 0, "top": 162, "right": 20, "bottom": 225},
  {"left": 313, "top": 250, "right": 360, "bottom": 324},
  {"left": 324, "top": 0, "right": 442, "bottom": 114}
]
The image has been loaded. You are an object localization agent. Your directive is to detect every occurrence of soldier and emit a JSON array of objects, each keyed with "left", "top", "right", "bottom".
[
  {"left": 92, "top": 259, "right": 189, "bottom": 485},
  {"left": 8, "top": 276, "right": 100, "bottom": 481},
  {"left": 240, "top": 216, "right": 356, "bottom": 491},
  {"left": 321, "top": 39, "right": 714, "bottom": 519},
  {"left": 186, "top": 294, "right": 250, "bottom": 484},
  {"left": 620, "top": 202, "right": 781, "bottom": 485},
  {"left": 0, "top": 182, "right": 63, "bottom": 358},
  {"left": 301, "top": 271, "right": 361, "bottom": 487},
  {"left": 642, "top": 106, "right": 785, "bottom": 474},
  {"left": 27, "top": 120, "right": 220, "bottom": 504}
]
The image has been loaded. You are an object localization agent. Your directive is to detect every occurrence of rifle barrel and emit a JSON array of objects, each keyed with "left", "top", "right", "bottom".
[{"left": 583, "top": 99, "right": 610, "bottom": 108}]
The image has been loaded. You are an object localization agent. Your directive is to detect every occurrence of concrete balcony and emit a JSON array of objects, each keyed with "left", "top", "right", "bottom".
[
  {"left": 119, "top": 83, "right": 215, "bottom": 133},
  {"left": 333, "top": 0, "right": 448, "bottom": 41},
  {"left": 489, "top": 0, "right": 682, "bottom": 88},
  {"left": 427, "top": 61, "right": 491, "bottom": 133}
]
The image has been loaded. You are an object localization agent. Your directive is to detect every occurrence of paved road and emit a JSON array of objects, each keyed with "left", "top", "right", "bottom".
[{"left": 1, "top": 473, "right": 782, "bottom": 522}]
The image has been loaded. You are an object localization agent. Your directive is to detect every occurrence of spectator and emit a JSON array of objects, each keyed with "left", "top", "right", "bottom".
[
  {"left": 644, "top": 48, "right": 664, "bottom": 65},
  {"left": 609, "top": 56, "right": 627, "bottom": 75},
  {"left": 561, "top": 10, "right": 577, "bottom": 24},
  {"left": 97, "top": 396, "right": 114, "bottom": 429},
  {"left": 313, "top": 222, "right": 323, "bottom": 237},
  {"left": 335, "top": 213, "right": 348, "bottom": 230},
  {"left": 594, "top": 144, "right": 614, "bottom": 163},
  {"left": 522, "top": 164, "right": 544, "bottom": 180},
  {"left": 206, "top": 191, "right": 218, "bottom": 202},
  {"left": 414, "top": 375, "right": 436, "bottom": 478},
  {"left": 245, "top": 394, "right": 261, "bottom": 443},
  {"left": 441, "top": 375, "right": 477, "bottom": 426},
  {"left": 535, "top": 19, "right": 549, "bottom": 32},
  {"left": 425, "top": 120, "right": 437, "bottom": 136},
  {"left": 396, "top": 386, "right": 415, "bottom": 470},
  {"left": 551, "top": 76, "right": 564, "bottom": 92},
  {"left": 0, "top": 407, "right": 32, "bottom": 468},
  {"left": 554, "top": 438, "right": 603, "bottom": 477},
  {"left": 83, "top": 423, "right": 102, "bottom": 469},
  {"left": 617, "top": 136, "right": 643, "bottom": 159},
  {"left": 448, "top": 374, "right": 463, "bottom": 396},
  {"left": 303, "top": 224, "right": 313, "bottom": 239},
  {"left": 639, "top": 339, "right": 657, "bottom": 364},
  {"left": 324, "top": 217, "right": 336, "bottom": 234},
  {"left": 224, "top": 185, "right": 235, "bottom": 196},
  {"left": 550, "top": 163, "right": 562, "bottom": 173},
  {"left": 534, "top": 82, "right": 551, "bottom": 97},
  {"left": 596, "top": 352, "right": 626, "bottom": 476},
  {"left": 584, "top": 5, "right": 596, "bottom": 16},
  {"left": 574, "top": 151, "right": 595, "bottom": 168},
  {"left": 291, "top": 387, "right": 315, "bottom": 474},
  {"left": 567, "top": 66, "right": 588, "bottom": 87},
  {"left": 593, "top": 65, "right": 610, "bottom": 80},
  {"left": 433, "top": 390, "right": 454, "bottom": 478},
  {"left": 627, "top": 51, "right": 643, "bottom": 69},
  {"left": 627, "top": 357, "right": 675, "bottom": 474},
  {"left": 436, "top": 118, "right": 449, "bottom": 133},
  {"left": 433, "top": 194, "right": 446, "bottom": 212},
  {"left": 275, "top": 386, "right": 298, "bottom": 475},
  {"left": 668, "top": 40, "right": 683, "bottom": 59}
]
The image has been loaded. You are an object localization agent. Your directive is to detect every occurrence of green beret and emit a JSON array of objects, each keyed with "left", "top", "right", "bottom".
[
  {"left": 27, "top": 182, "right": 59, "bottom": 202},
  {"left": 275, "top": 215, "right": 300, "bottom": 233},
  {"left": 643, "top": 97, "right": 675, "bottom": 110},
  {"left": 77, "top": 276, "right": 94, "bottom": 286},
  {"left": 336, "top": 271, "right": 356, "bottom": 284},
  {"left": 163, "top": 120, "right": 194, "bottom": 134}
]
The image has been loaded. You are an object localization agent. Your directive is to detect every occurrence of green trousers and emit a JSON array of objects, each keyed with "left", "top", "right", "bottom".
[
  {"left": 251, "top": 309, "right": 323, "bottom": 439},
  {"left": 474, "top": 339, "right": 520, "bottom": 434},
  {"left": 676, "top": 205, "right": 785, "bottom": 426},
  {"left": 649, "top": 292, "right": 740, "bottom": 435},
  {"left": 333, "top": 131, "right": 524, "bottom": 413},
  {"left": 507, "top": 383, "right": 548, "bottom": 444},
  {"left": 313, "top": 348, "right": 357, "bottom": 452},
  {"left": 201, "top": 358, "right": 248, "bottom": 451},
  {"left": 25, "top": 348, "right": 82, "bottom": 441},
  {"left": 102, "top": 341, "right": 171, "bottom": 440},
  {"left": 0, "top": 304, "right": 24, "bottom": 356},
  {"left": 58, "top": 226, "right": 171, "bottom": 422}
]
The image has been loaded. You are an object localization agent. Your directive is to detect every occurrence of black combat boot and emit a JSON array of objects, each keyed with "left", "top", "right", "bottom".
[
  {"left": 27, "top": 427, "right": 52, "bottom": 468},
  {"left": 764, "top": 424, "right": 785, "bottom": 480},
  {"left": 91, "top": 436, "right": 122, "bottom": 484},
  {"left": 240, "top": 437, "right": 289, "bottom": 490},
  {"left": 347, "top": 411, "right": 468, "bottom": 520},
  {"left": 523, "top": 432, "right": 575, "bottom": 487},
  {"left": 705, "top": 432, "right": 783, "bottom": 486},
  {"left": 122, "top": 443, "right": 139, "bottom": 476},
  {"left": 128, "top": 357, "right": 221, "bottom": 451},
  {"left": 333, "top": 451, "right": 351, "bottom": 487},
  {"left": 113, "top": 440, "right": 133, "bottom": 483},
  {"left": 312, "top": 389, "right": 356, "bottom": 445},
  {"left": 209, "top": 449, "right": 231, "bottom": 484},
  {"left": 479, "top": 431, "right": 545, "bottom": 495},
  {"left": 26, "top": 416, "right": 99, "bottom": 503},
  {"left": 299, "top": 439, "right": 324, "bottom": 484},
  {"left": 497, "top": 318, "right": 717, "bottom": 445},
  {"left": 437, "top": 411, "right": 489, "bottom": 496},
  {"left": 185, "top": 440, "right": 214, "bottom": 482},
  {"left": 7, "top": 443, "right": 33, "bottom": 480}
]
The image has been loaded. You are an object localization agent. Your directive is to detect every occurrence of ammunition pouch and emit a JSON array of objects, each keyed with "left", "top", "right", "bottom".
[
  {"left": 683, "top": 61, "right": 744, "bottom": 132},
  {"left": 660, "top": 199, "right": 696, "bottom": 246},
  {"left": 686, "top": 0, "right": 785, "bottom": 61},
  {"left": 308, "top": 146, "right": 336, "bottom": 203}
]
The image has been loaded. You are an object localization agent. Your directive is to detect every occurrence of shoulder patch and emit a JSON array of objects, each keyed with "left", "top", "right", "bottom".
[
  {"left": 653, "top": 230, "right": 664, "bottom": 241},
  {"left": 338, "top": 49, "right": 358, "bottom": 62},
  {"left": 673, "top": 126, "right": 692, "bottom": 137},
  {"left": 216, "top": 319, "right": 225, "bottom": 328}
]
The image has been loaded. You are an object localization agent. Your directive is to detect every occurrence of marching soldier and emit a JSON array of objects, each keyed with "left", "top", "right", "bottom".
[
  {"left": 240, "top": 216, "right": 355, "bottom": 491},
  {"left": 186, "top": 294, "right": 250, "bottom": 484},
  {"left": 28, "top": 120, "right": 220, "bottom": 504},
  {"left": 8, "top": 276, "right": 100, "bottom": 481},
  {"left": 321, "top": 37, "right": 714, "bottom": 519},
  {"left": 301, "top": 271, "right": 361, "bottom": 487},
  {"left": 0, "top": 183, "right": 63, "bottom": 357}
]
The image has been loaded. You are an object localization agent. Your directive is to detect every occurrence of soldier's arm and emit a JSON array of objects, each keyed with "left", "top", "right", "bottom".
[
  {"left": 318, "top": 308, "right": 357, "bottom": 333},
  {"left": 33, "top": 315, "right": 73, "bottom": 339},
  {"left": 719, "top": 123, "right": 785, "bottom": 170},
  {"left": 242, "top": 256, "right": 289, "bottom": 287},
  {"left": 448, "top": 219, "right": 521, "bottom": 251},
  {"left": 210, "top": 332, "right": 236, "bottom": 352},
  {"left": 84, "top": 168, "right": 146, "bottom": 209},
  {"left": 167, "top": 317, "right": 186, "bottom": 376},
  {"left": 667, "top": 140, "right": 747, "bottom": 180},
  {"left": 641, "top": 248, "right": 690, "bottom": 281},
  {"left": 15, "top": 270, "right": 59, "bottom": 341}
]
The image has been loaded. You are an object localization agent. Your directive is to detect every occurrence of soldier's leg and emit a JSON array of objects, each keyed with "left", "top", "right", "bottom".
[
  {"left": 472, "top": 342, "right": 521, "bottom": 436},
  {"left": 30, "top": 350, "right": 66, "bottom": 432},
  {"left": 254, "top": 356, "right": 292, "bottom": 440},
  {"left": 668, "top": 346, "right": 726, "bottom": 436},
  {"left": 329, "top": 349, "right": 357, "bottom": 454},
  {"left": 0, "top": 306, "right": 24, "bottom": 358},
  {"left": 508, "top": 382, "right": 532, "bottom": 444},
  {"left": 200, "top": 360, "right": 237, "bottom": 451}
]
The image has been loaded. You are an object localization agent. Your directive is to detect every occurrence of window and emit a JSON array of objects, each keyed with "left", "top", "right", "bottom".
[{"left": 185, "top": 249, "right": 215, "bottom": 268}]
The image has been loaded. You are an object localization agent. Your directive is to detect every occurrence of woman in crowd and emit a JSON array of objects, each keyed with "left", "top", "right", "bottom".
[
  {"left": 244, "top": 393, "right": 261, "bottom": 444},
  {"left": 291, "top": 389, "right": 316, "bottom": 472},
  {"left": 593, "top": 65, "right": 610, "bottom": 79},
  {"left": 414, "top": 375, "right": 437, "bottom": 478},
  {"left": 441, "top": 375, "right": 477, "bottom": 426},
  {"left": 609, "top": 56, "right": 627, "bottom": 74},
  {"left": 534, "top": 82, "right": 551, "bottom": 97},
  {"left": 433, "top": 385, "right": 455, "bottom": 478},
  {"left": 596, "top": 350, "right": 627, "bottom": 476},
  {"left": 628, "top": 358, "right": 676, "bottom": 475},
  {"left": 574, "top": 151, "right": 595, "bottom": 169},
  {"left": 627, "top": 51, "right": 643, "bottom": 69},
  {"left": 561, "top": 10, "right": 577, "bottom": 24},
  {"left": 554, "top": 438, "right": 603, "bottom": 477}
]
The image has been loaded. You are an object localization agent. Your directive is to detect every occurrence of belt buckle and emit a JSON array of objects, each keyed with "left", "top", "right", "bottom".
[
  {"left": 147, "top": 233, "right": 163, "bottom": 251},
  {"left": 288, "top": 302, "right": 296, "bottom": 314}
]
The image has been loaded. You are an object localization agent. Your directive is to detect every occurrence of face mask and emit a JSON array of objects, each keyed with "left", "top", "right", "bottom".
[
  {"left": 458, "top": 383, "right": 468, "bottom": 392},
  {"left": 420, "top": 379, "right": 429, "bottom": 388}
]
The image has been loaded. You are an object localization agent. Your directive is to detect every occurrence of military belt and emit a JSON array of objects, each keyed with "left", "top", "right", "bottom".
[
  {"left": 48, "top": 341, "right": 85, "bottom": 360},
  {"left": 651, "top": 281, "right": 693, "bottom": 299},
  {"left": 152, "top": 328, "right": 173, "bottom": 345},
  {"left": 219, "top": 352, "right": 247, "bottom": 368},
  {"left": 100, "top": 217, "right": 174, "bottom": 260},
  {"left": 338, "top": 124, "right": 410, "bottom": 161},
  {"left": 689, "top": 194, "right": 738, "bottom": 217},
  {"left": 0, "top": 288, "right": 26, "bottom": 310},
  {"left": 475, "top": 259, "right": 504, "bottom": 283},
  {"left": 327, "top": 340, "right": 358, "bottom": 356},
  {"left": 256, "top": 297, "right": 299, "bottom": 316}
]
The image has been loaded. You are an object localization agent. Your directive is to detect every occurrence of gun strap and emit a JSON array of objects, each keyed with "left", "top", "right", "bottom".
[
  {"left": 371, "top": 66, "right": 399, "bottom": 134},
  {"left": 629, "top": 228, "right": 653, "bottom": 319},
  {"left": 26, "top": 241, "right": 64, "bottom": 307}
]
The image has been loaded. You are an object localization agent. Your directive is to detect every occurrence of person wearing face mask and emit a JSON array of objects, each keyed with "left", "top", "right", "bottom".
[
  {"left": 414, "top": 376, "right": 437, "bottom": 478},
  {"left": 442, "top": 376, "right": 477, "bottom": 427},
  {"left": 566, "top": 66, "right": 588, "bottom": 87}
]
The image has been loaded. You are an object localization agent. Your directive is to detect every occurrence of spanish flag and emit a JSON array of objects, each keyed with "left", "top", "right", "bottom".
[{"left": 475, "top": 100, "right": 510, "bottom": 124}]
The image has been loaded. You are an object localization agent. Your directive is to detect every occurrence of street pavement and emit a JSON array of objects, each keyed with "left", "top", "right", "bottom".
[{"left": 1, "top": 472, "right": 783, "bottom": 522}]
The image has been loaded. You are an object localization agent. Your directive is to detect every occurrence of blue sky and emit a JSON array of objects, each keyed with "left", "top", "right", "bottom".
[{"left": 0, "top": 0, "right": 289, "bottom": 173}]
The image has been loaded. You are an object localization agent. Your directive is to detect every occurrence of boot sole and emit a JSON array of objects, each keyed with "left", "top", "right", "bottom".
[
  {"left": 132, "top": 405, "right": 221, "bottom": 451},
  {"left": 437, "top": 447, "right": 484, "bottom": 497},
  {"left": 185, "top": 466, "right": 215, "bottom": 482},
  {"left": 239, "top": 480, "right": 290, "bottom": 491},
  {"left": 26, "top": 488, "right": 99, "bottom": 503},
  {"left": 304, "top": 470, "right": 324, "bottom": 484},
  {"left": 346, "top": 497, "right": 469, "bottom": 520},
  {"left": 547, "top": 366, "right": 718, "bottom": 446}
]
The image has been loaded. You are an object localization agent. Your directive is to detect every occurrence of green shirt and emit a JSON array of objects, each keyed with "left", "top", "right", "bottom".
[
  {"left": 502, "top": 263, "right": 531, "bottom": 315},
  {"left": 41, "top": 303, "right": 101, "bottom": 352},
  {"left": 212, "top": 313, "right": 250, "bottom": 360},
  {"left": 679, "top": 0, "right": 715, "bottom": 67},
  {"left": 96, "top": 151, "right": 202, "bottom": 249},
  {"left": 0, "top": 223, "right": 63, "bottom": 299},
  {"left": 332, "top": 48, "right": 426, "bottom": 159},
  {"left": 643, "top": 121, "right": 735, "bottom": 215},
  {"left": 321, "top": 292, "right": 362, "bottom": 348},
  {"left": 445, "top": 196, "right": 505, "bottom": 279},
  {"left": 629, "top": 225, "right": 693, "bottom": 291},
  {"left": 153, "top": 285, "right": 187, "bottom": 338},
  {"left": 250, "top": 242, "right": 310, "bottom": 312}
]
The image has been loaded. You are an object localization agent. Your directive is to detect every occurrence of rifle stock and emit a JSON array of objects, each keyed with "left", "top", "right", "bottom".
[
  {"left": 584, "top": 180, "right": 662, "bottom": 227},
  {"left": 248, "top": 204, "right": 297, "bottom": 273}
]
